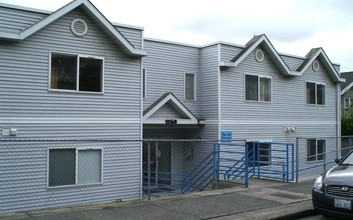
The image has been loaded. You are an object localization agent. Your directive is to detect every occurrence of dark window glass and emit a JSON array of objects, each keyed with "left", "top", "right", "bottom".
[
  {"left": 79, "top": 58, "right": 102, "bottom": 92},
  {"left": 306, "top": 82, "right": 316, "bottom": 104},
  {"left": 317, "top": 84, "right": 325, "bottom": 105},
  {"left": 246, "top": 75, "right": 258, "bottom": 101},
  {"left": 317, "top": 140, "right": 326, "bottom": 160},
  {"left": 49, "top": 149, "right": 76, "bottom": 187},
  {"left": 51, "top": 54, "right": 77, "bottom": 90},
  {"left": 307, "top": 139, "right": 316, "bottom": 161}
]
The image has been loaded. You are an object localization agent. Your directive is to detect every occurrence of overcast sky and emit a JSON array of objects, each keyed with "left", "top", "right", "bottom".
[{"left": 1, "top": 0, "right": 353, "bottom": 72}]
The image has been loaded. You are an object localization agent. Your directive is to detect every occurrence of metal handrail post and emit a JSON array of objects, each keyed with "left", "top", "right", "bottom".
[
  {"left": 291, "top": 144, "right": 294, "bottom": 181},
  {"left": 257, "top": 142, "right": 260, "bottom": 178},
  {"left": 147, "top": 141, "right": 151, "bottom": 200},
  {"left": 295, "top": 137, "right": 299, "bottom": 183},
  {"left": 286, "top": 144, "right": 289, "bottom": 182},
  {"left": 245, "top": 143, "right": 249, "bottom": 188}
]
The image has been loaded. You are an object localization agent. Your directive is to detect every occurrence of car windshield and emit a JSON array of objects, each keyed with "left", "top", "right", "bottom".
[{"left": 341, "top": 152, "right": 353, "bottom": 165}]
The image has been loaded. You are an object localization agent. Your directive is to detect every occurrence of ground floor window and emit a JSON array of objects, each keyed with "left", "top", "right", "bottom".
[
  {"left": 48, "top": 148, "right": 102, "bottom": 187},
  {"left": 247, "top": 142, "right": 271, "bottom": 166},
  {"left": 307, "top": 139, "right": 326, "bottom": 162}
]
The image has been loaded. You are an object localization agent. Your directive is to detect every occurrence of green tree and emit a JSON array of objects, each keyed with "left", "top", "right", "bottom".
[{"left": 342, "top": 107, "right": 353, "bottom": 135}]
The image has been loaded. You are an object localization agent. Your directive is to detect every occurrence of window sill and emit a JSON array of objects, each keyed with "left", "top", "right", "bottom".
[
  {"left": 244, "top": 100, "right": 271, "bottom": 104},
  {"left": 306, "top": 160, "right": 325, "bottom": 164},
  {"left": 306, "top": 104, "right": 326, "bottom": 107},
  {"left": 47, "top": 182, "right": 103, "bottom": 189},
  {"left": 49, "top": 89, "right": 104, "bottom": 95}
]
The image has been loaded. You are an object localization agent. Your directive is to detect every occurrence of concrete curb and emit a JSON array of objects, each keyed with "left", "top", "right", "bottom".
[{"left": 212, "top": 200, "right": 314, "bottom": 220}]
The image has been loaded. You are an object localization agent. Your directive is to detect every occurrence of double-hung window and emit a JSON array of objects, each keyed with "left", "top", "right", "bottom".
[
  {"left": 185, "top": 73, "right": 196, "bottom": 101},
  {"left": 50, "top": 53, "right": 104, "bottom": 93},
  {"left": 306, "top": 82, "right": 325, "bottom": 105},
  {"left": 245, "top": 74, "right": 271, "bottom": 102},
  {"left": 48, "top": 148, "right": 102, "bottom": 187},
  {"left": 344, "top": 98, "right": 352, "bottom": 109},
  {"left": 307, "top": 139, "right": 326, "bottom": 162}
]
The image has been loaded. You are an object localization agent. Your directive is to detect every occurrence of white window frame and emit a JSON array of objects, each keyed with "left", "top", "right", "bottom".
[
  {"left": 47, "top": 147, "right": 103, "bottom": 188},
  {"left": 49, "top": 51, "right": 105, "bottom": 94},
  {"left": 244, "top": 73, "right": 272, "bottom": 102},
  {"left": 344, "top": 98, "right": 352, "bottom": 109},
  {"left": 306, "top": 81, "right": 326, "bottom": 106},
  {"left": 306, "top": 139, "right": 326, "bottom": 162},
  {"left": 184, "top": 73, "right": 196, "bottom": 101},
  {"left": 142, "top": 68, "right": 147, "bottom": 99}
]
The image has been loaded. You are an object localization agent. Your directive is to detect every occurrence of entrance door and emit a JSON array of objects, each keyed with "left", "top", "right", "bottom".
[{"left": 143, "top": 141, "right": 171, "bottom": 185}]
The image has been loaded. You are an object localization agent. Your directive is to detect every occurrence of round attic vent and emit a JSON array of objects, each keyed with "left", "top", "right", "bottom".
[
  {"left": 71, "top": 19, "right": 88, "bottom": 37},
  {"left": 312, "top": 60, "right": 320, "bottom": 71},
  {"left": 255, "top": 49, "right": 264, "bottom": 62}
]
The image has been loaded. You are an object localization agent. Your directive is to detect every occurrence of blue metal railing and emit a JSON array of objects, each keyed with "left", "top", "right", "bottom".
[
  {"left": 143, "top": 150, "right": 216, "bottom": 197},
  {"left": 143, "top": 141, "right": 294, "bottom": 197},
  {"left": 182, "top": 151, "right": 215, "bottom": 193},
  {"left": 256, "top": 142, "right": 295, "bottom": 182},
  {"left": 216, "top": 142, "right": 249, "bottom": 187}
]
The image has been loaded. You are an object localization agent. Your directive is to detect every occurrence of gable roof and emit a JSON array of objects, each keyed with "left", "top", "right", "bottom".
[
  {"left": 0, "top": 0, "right": 146, "bottom": 57},
  {"left": 220, "top": 34, "right": 344, "bottom": 83},
  {"left": 341, "top": 71, "right": 353, "bottom": 95},
  {"left": 143, "top": 92, "right": 199, "bottom": 125},
  {"left": 224, "top": 34, "right": 292, "bottom": 76},
  {"left": 296, "top": 48, "right": 343, "bottom": 82}
]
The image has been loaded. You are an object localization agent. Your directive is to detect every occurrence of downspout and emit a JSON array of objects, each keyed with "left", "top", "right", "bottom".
[
  {"left": 336, "top": 82, "right": 341, "bottom": 157},
  {"left": 140, "top": 31, "right": 145, "bottom": 200},
  {"left": 217, "top": 43, "right": 221, "bottom": 140}
]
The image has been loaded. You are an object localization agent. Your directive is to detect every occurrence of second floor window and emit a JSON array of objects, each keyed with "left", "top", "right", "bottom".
[
  {"left": 50, "top": 53, "right": 104, "bottom": 93},
  {"left": 245, "top": 74, "right": 271, "bottom": 102},
  {"left": 185, "top": 73, "right": 195, "bottom": 100},
  {"left": 306, "top": 82, "right": 325, "bottom": 105}
]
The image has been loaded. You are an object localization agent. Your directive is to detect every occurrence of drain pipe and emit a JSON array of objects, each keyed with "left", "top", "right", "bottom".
[{"left": 336, "top": 83, "right": 340, "bottom": 158}]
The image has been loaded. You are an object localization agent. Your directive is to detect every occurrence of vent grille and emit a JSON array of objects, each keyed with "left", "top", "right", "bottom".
[
  {"left": 327, "top": 185, "right": 353, "bottom": 197},
  {"left": 312, "top": 60, "right": 320, "bottom": 71},
  {"left": 255, "top": 49, "right": 264, "bottom": 62},
  {"left": 71, "top": 19, "right": 88, "bottom": 37}
]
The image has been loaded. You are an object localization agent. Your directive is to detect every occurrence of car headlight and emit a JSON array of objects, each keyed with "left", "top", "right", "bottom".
[{"left": 314, "top": 175, "right": 323, "bottom": 190}]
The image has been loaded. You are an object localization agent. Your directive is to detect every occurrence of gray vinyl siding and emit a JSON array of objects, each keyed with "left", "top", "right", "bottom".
[
  {"left": 143, "top": 40, "right": 200, "bottom": 117},
  {"left": 0, "top": 8, "right": 142, "bottom": 119},
  {"left": 150, "top": 102, "right": 189, "bottom": 119},
  {"left": 200, "top": 44, "right": 219, "bottom": 121},
  {"left": 115, "top": 25, "right": 143, "bottom": 49},
  {"left": 220, "top": 44, "right": 242, "bottom": 62},
  {"left": 220, "top": 44, "right": 339, "bottom": 179},
  {"left": 0, "top": 8, "right": 142, "bottom": 213},
  {"left": 0, "top": 139, "right": 141, "bottom": 213},
  {"left": 0, "top": 6, "right": 47, "bottom": 34}
]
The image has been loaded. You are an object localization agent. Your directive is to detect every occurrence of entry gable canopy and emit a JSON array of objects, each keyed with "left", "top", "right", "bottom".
[
  {"left": 143, "top": 92, "right": 199, "bottom": 125},
  {"left": 0, "top": 0, "right": 147, "bottom": 57}
]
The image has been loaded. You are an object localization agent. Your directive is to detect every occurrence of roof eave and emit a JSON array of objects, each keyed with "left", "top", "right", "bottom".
[
  {"left": 4, "top": 0, "right": 146, "bottom": 57},
  {"left": 227, "top": 34, "right": 291, "bottom": 75}
]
